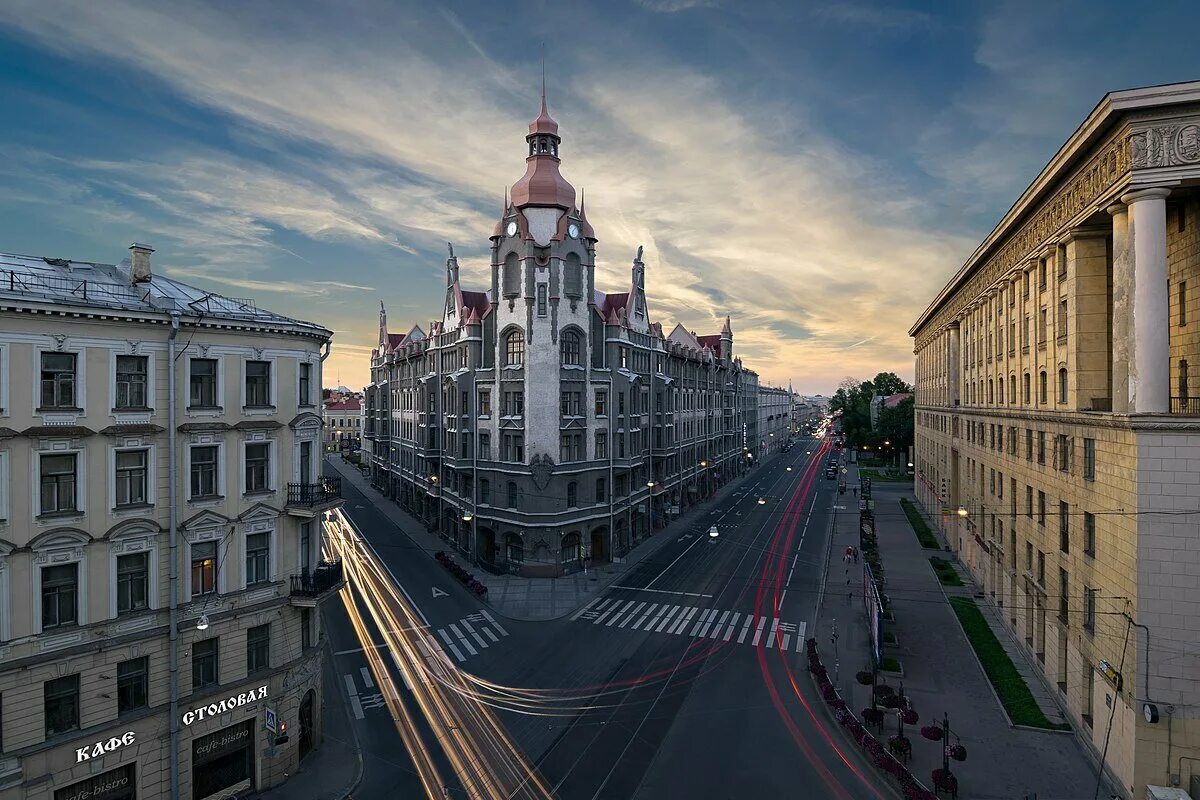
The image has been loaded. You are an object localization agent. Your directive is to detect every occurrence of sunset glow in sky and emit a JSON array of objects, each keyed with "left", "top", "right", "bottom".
[{"left": 1, "top": 1, "right": 1196, "bottom": 393}]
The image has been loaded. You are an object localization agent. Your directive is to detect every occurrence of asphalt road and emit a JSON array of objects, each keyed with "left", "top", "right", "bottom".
[{"left": 323, "top": 437, "right": 887, "bottom": 800}]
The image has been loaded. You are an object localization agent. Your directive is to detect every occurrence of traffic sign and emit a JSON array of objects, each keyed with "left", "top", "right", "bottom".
[{"left": 265, "top": 707, "right": 277, "bottom": 734}]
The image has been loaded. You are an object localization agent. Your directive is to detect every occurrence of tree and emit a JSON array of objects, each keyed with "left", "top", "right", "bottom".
[
  {"left": 877, "top": 396, "right": 915, "bottom": 460},
  {"left": 872, "top": 372, "right": 912, "bottom": 397}
]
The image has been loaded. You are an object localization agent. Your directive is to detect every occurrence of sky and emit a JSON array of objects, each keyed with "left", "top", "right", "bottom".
[{"left": 0, "top": 1, "right": 1197, "bottom": 394}]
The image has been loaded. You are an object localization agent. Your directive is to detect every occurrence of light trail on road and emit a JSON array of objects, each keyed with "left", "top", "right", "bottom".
[{"left": 325, "top": 509, "right": 554, "bottom": 800}]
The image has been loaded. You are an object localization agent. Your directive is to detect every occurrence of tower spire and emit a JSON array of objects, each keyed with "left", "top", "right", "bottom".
[{"left": 540, "top": 45, "right": 547, "bottom": 115}]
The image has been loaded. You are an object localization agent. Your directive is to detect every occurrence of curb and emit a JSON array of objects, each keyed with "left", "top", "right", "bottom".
[{"left": 325, "top": 634, "right": 365, "bottom": 800}]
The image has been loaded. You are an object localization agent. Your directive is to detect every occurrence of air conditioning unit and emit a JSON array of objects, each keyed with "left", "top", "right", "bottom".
[{"left": 1145, "top": 786, "right": 1192, "bottom": 800}]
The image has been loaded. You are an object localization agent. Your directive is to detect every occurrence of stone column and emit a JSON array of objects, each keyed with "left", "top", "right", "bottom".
[
  {"left": 1123, "top": 188, "right": 1172, "bottom": 413},
  {"left": 948, "top": 322, "right": 961, "bottom": 407},
  {"left": 1108, "top": 203, "right": 1132, "bottom": 412}
]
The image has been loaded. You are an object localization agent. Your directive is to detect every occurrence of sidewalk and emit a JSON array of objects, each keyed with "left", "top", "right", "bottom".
[
  {"left": 326, "top": 454, "right": 771, "bottom": 621},
  {"left": 248, "top": 640, "right": 362, "bottom": 800},
  {"left": 818, "top": 467, "right": 1106, "bottom": 800}
]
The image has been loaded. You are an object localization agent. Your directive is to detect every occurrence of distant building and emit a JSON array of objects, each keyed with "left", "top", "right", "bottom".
[
  {"left": 757, "top": 385, "right": 790, "bottom": 455},
  {"left": 323, "top": 396, "right": 362, "bottom": 452},
  {"left": 363, "top": 91, "right": 759, "bottom": 577},
  {"left": 869, "top": 392, "right": 913, "bottom": 429},
  {"left": 0, "top": 244, "right": 343, "bottom": 800}
]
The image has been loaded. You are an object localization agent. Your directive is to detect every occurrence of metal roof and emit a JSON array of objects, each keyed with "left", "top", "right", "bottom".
[{"left": 0, "top": 251, "right": 331, "bottom": 337}]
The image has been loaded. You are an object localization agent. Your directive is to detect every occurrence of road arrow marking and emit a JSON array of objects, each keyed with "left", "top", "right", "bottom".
[{"left": 432, "top": 587, "right": 448, "bottom": 598}]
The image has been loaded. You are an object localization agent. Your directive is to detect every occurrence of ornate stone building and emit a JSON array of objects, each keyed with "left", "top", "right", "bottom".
[
  {"left": 911, "top": 80, "right": 1200, "bottom": 798},
  {"left": 364, "top": 92, "right": 758, "bottom": 577},
  {"left": 0, "top": 245, "right": 344, "bottom": 800}
]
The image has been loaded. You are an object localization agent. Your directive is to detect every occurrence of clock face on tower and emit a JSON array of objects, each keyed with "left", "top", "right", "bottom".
[
  {"left": 568, "top": 223, "right": 580, "bottom": 239},
  {"left": 506, "top": 221, "right": 518, "bottom": 237}
]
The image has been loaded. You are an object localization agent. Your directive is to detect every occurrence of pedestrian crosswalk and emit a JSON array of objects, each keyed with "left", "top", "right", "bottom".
[
  {"left": 342, "top": 666, "right": 394, "bottom": 720},
  {"left": 435, "top": 609, "right": 510, "bottom": 663},
  {"left": 570, "top": 598, "right": 807, "bottom": 652}
]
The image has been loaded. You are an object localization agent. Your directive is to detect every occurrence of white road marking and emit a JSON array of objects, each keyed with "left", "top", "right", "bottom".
[
  {"left": 631, "top": 603, "right": 660, "bottom": 630},
  {"left": 480, "top": 610, "right": 509, "bottom": 637},
  {"left": 360, "top": 666, "right": 374, "bottom": 689},
  {"left": 343, "top": 674, "right": 364, "bottom": 720},
  {"left": 752, "top": 617, "right": 768, "bottom": 647},
  {"left": 438, "top": 629, "right": 465, "bottom": 662},
  {"left": 655, "top": 605, "right": 682, "bottom": 633},
  {"left": 618, "top": 602, "right": 647, "bottom": 628},
  {"left": 670, "top": 607, "right": 698, "bottom": 635},
  {"left": 765, "top": 619, "right": 781, "bottom": 649},
  {"left": 723, "top": 612, "right": 742, "bottom": 641},
  {"left": 609, "top": 586, "right": 714, "bottom": 598},
  {"left": 688, "top": 609, "right": 713, "bottom": 637},
  {"left": 448, "top": 623, "right": 477, "bottom": 656},
  {"left": 482, "top": 626, "right": 500, "bottom": 643},
  {"left": 795, "top": 621, "right": 807, "bottom": 650},
  {"left": 738, "top": 615, "right": 755, "bottom": 644},
  {"left": 708, "top": 610, "right": 731, "bottom": 638},
  {"left": 606, "top": 601, "right": 636, "bottom": 627},
  {"left": 570, "top": 598, "right": 601, "bottom": 621},
  {"left": 459, "top": 619, "right": 489, "bottom": 649}
]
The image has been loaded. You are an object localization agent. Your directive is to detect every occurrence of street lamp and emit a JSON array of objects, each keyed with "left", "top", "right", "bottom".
[
  {"left": 196, "top": 614, "right": 210, "bottom": 631},
  {"left": 956, "top": 507, "right": 969, "bottom": 518},
  {"left": 430, "top": 474, "right": 439, "bottom": 484},
  {"left": 462, "top": 512, "right": 473, "bottom": 522},
  {"left": 699, "top": 460, "right": 708, "bottom": 468},
  {"left": 758, "top": 497, "right": 766, "bottom": 505},
  {"left": 647, "top": 480, "right": 656, "bottom": 488}
]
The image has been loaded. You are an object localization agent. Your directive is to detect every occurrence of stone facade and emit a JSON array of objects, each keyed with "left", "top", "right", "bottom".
[
  {"left": 363, "top": 97, "right": 759, "bottom": 577},
  {"left": 0, "top": 246, "right": 342, "bottom": 799},
  {"left": 910, "top": 81, "right": 1200, "bottom": 798},
  {"left": 756, "top": 385, "right": 791, "bottom": 456}
]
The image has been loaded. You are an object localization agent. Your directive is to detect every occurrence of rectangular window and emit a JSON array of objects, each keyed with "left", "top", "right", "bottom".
[
  {"left": 116, "top": 552, "right": 149, "bottom": 614},
  {"left": 1037, "top": 550, "right": 1046, "bottom": 585},
  {"left": 1084, "top": 512, "right": 1096, "bottom": 557},
  {"left": 595, "top": 431, "right": 608, "bottom": 459},
  {"left": 1180, "top": 281, "right": 1187, "bottom": 327},
  {"left": 40, "top": 453, "right": 77, "bottom": 515},
  {"left": 1057, "top": 298, "right": 1068, "bottom": 340},
  {"left": 115, "top": 355, "right": 149, "bottom": 409},
  {"left": 1038, "top": 491, "right": 1046, "bottom": 526},
  {"left": 502, "top": 433, "right": 524, "bottom": 462},
  {"left": 1056, "top": 434, "right": 1070, "bottom": 472},
  {"left": 1025, "top": 541, "right": 1033, "bottom": 571},
  {"left": 478, "top": 433, "right": 490, "bottom": 460},
  {"left": 247, "top": 623, "right": 270, "bottom": 674},
  {"left": 40, "top": 352, "right": 77, "bottom": 409},
  {"left": 503, "top": 391, "right": 524, "bottom": 417},
  {"left": 560, "top": 391, "right": 582, "bottom": 417},
  {"left": 299, "top": 362, "right": 313, "bottom": 406},
  {"left": 117, "top": 657, "right": 149, "bottom": 716},
  {"left": 191, "top": 540, "right": 217, "bottom": 596},
  {"left": 1025, "top": 429, "right": 1033, "bottom": 461},
  {"left": 1083, "top": 438, "right": 1095, "bottom": 481},
  {"left": 596, "top": 477, "right": 607, "bottom": 503},
  {"left": 1059, "top": 501, "right": 1070, "bottom": 553},
  {"left": 245, "top": 443, "right": 269, "bottom": 492},
  {"left": 536, "top": 284, "right": 548, "bottom": 316},
  {"left": 44, "top": 674, "right": 80, "bottom": 738},
  {"left": 478, "top": 390, "right": 491, "bottom": 416},
  {"left": 479, "top": 479, "right": 491, "bottom": 505},
  {"left": 1084, "top": 586, "right": 1096, "bottom": 633},
  {"left": 1037, "top": 431, "right": 1046, "bottom": 465},
  {"left": 41, "top": 563, "right": 78, "bottom": 629},
  {"left": 115, "top": 449, "right": 149, "bottom": 508},
  {"left": 192, "top": 638, "right": 219, "bottom": 690},
  {"left": 190, "top": 445, "right": 219, "bottom": 498},
  {"left": 595, "top": 391, "right": 607, "bottom": 417},
  {"left": 189, "top": 358, "right": 218, "bottom": 407},
  {"left": 245, "top": 532, "right": 270, "bottom": 585},
  {"left": 1059, "top": 567, "right": 1069, "bottom": 622},
  {"left": 245, "top": 360, "right": 271, "bottom": 407},
  {"left": 302, "top": 608, "right": 313, "bottom": 650},
  {"left": 559, "top": 432, "right": 583, "bottom": 462}
]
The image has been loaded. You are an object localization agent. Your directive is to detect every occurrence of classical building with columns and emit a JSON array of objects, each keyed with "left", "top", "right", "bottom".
[
  {"left": 911, "top": 80, "right": 1200, "bottom": 798},
  {"left": 363, "top": 92, "right": 759, "bottom": 577}
]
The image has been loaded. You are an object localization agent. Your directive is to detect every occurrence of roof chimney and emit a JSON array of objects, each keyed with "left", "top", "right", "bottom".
[{"left": 129, "top": 243, "right": 154, "bottom": 284}]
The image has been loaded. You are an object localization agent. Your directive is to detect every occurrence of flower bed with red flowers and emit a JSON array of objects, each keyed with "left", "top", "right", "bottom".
[{"left": 805, "top": 639, "right": 938, "bottom": 799}]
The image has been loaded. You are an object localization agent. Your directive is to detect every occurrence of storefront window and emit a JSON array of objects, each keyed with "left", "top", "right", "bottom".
[
  {"left": 54, "top": 764, "right": 136, "bottom": 800},
  {"left": 192, "top": 720, "right": 254, "bottom": 800}
]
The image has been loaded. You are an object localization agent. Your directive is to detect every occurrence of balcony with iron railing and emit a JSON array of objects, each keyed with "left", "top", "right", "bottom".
[
  {"left": 285, "top": 476, "right": 343, "bottom": 515},
  {"left": 289, "top": 559, "right": 345, "bottom": 606}
]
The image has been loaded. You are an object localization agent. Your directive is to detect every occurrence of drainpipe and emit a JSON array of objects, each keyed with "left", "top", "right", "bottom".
[{"left": 167, "top": 309, "right": 181, "bottom": 800}]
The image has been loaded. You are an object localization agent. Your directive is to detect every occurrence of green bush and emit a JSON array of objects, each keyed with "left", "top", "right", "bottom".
[
  {"left": 929, "top": 557, "right": 963, "bottom": 587},
  {"left": 880, "top": 656, "right": 902, "bottom": 673},
  {"left": 900, "top": 499, "right": 940, "bottom": 548},
  {"left": 948, "top": 598, "right": 1071, "bottom": 731}
]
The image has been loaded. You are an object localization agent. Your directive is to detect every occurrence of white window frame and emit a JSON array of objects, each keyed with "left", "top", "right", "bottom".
[
  {"left": 184, "top": 527, "right": 228, "bottom": 603},
  {"left": 108, "top": 443, "right": 157, "bottom": 511},
  {"left": 32, "top": 447, "right": 86, "bottom": 518},
  {"left": 33, "top": 346, "right": 86, "bottom": 413},
  {"left": 184, "top": 438, "right": 225, "bottom": 501},
  {"left": 0, "top": 451, "right": 8, "bottom": 523},
  {"left": 184, "top": 353, "right": 224, "bottom": 412},
  {"left": 107, "top": 528, "right": 159, "bottom": 618},
  {"left": 0, "top": 542, "right": 10, "bottom": 641},
  {"left": 108, "top": 349, "right": 157, "bottom": 413},
  {"left": 241, "top": 355, "right": 278, "bottom": 412},
  {"left": 240, "top": 437, "right": 276, "bottom": 496},
  {"left": 32, "top": 534, "right": 89, "bottom": 634}
]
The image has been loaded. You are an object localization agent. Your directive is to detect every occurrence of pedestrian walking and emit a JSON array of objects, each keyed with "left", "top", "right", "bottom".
[
  {"left": 853, "top": 547, "right": 859, "bottom": 564},
  {"left": 852, "top": 486, "right": 858, "bottom": 498}
]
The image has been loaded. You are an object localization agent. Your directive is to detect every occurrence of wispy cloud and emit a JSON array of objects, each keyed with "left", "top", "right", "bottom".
[
  {"left": 812, "top": 2, "right": 937, "bottom": 31},
  {"left": 634, "top": 0, "right": 717, "bottom": 12}
]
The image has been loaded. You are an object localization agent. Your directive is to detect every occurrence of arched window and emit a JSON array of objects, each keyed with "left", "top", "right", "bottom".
[
  {"left": 1023, "top": 373, "right": 1031, "bottom": 404},
  {"left": 567, "top": 481, "right": 578, "bottom": 508},
  {"left": 561, "top": 330, "right": 581, "bottom": 366},
  {"left": 507, "top": 481, "right": 519, "bottom": 509},
  {"left": 504, "top": 330, "right": 524, "bottom": 367},
  {"left": 1009, "top": 374, "right": 1016, "bottom": 404},
  {"left": 502, "top": 252, "right": 520, "bottom": 296},
  {"left": 988, "top": 379, "right": 994, "bottom": 405},
  {"left": 561, "top": 532, "right": 581, "bottom": 563},
  {"left": 1039, "top": 371, "right": 1048, "bottom": 404},
  {"left": 1058, "top": 368, "right": 1068, "bottom": 403},
  {"left": 998, "top": 377, "right": 1005, "bottom": 405}
]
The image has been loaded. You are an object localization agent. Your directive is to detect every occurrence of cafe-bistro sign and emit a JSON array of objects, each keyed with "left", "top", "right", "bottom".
[{"left": 182, "top": 685, "right": 268, "bottom": 726}]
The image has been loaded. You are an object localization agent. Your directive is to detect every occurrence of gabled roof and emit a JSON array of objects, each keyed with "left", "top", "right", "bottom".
[
  {"left": 594, "top": 291, "right": 629, "bottom": 321},
  {"left": 459, "top": 289, "right": 491, "bottom": 319},
  {"left": 324, "top": 398, "right": 362, "bottom": 412},
  {"left": 696, "top": 334, "right": 723, "bottom": 356}
]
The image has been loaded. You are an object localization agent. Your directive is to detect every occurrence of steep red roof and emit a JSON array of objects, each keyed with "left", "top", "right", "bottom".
[
  {"left": 324, "top": 398, "right": 361, "bottom": 412},
  {"left": 387, "top": 333, "right": 405, "bottom": 348},
  {"left": 697, "top": 334, "right": 723, "bottom": 356},
  {"left": 459, "top": 289, "right": 491, "bottom": 319},
  {"left": 883, "top": 393, "right": 913, "bottom": 409}
]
